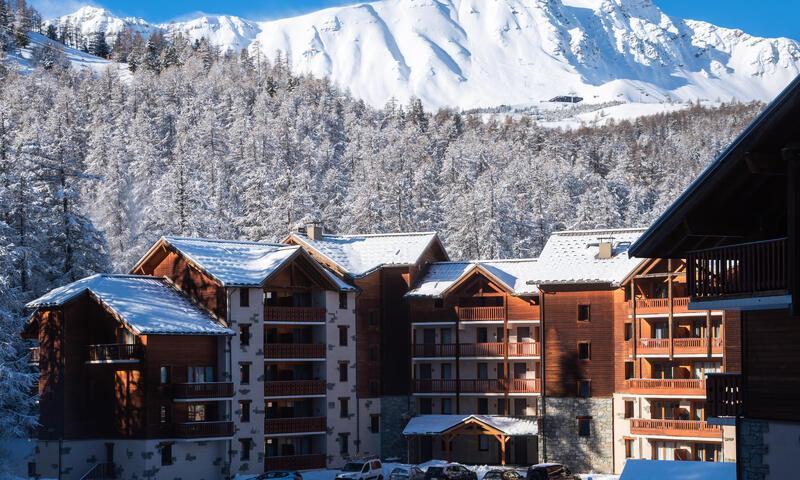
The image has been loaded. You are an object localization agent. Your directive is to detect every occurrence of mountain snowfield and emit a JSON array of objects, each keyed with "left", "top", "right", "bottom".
[{"left": 47, "top": 0, "right": 800, "bottom": 110}]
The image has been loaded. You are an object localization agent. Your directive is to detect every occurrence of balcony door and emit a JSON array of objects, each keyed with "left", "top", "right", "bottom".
[{"left": 188, "top": 366, "right": 215, "bottom": 383}]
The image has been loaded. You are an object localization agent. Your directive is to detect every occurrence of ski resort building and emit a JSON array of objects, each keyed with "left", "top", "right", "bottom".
[
  {"left": 613, "top": 258, "right": 739, "bottom": 472},
  {"left": 630, "top": 75, "right": 800, "bottom": 480}
]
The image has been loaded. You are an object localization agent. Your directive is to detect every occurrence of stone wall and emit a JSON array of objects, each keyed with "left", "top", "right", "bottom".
[
  {"left": 739, "top": 419, "right": 768, "bottom": 480},
  {"left": 381, "top": 396, "right": 413, "bottom": 461},
  {"left": 542, "top": 397, "right": 613, "bottom": 474}
]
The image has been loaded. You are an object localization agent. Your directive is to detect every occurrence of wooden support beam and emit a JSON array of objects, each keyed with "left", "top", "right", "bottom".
[
  {"left": 706, "top": 311, "right": 712, "bottom": 358},
  {"left": 668, "top": 259, "right": 674, "bottom": 360}
]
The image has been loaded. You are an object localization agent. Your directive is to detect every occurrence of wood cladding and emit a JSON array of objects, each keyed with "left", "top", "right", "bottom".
[{"left": 723, "top": 310, "right": 742, "bottom": 373}]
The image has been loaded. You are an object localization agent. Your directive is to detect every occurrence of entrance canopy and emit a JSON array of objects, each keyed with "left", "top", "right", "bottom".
[{"left": 403, "top": 415, "right": 538, "bottom": 437}]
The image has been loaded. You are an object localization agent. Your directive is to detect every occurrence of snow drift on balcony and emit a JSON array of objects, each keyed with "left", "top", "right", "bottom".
[
  {"left": 26, "top": 274, "right": 232, "bottom": 335},
  {"left": 407, "top": 259, "right": 539, "bottom": 298}
]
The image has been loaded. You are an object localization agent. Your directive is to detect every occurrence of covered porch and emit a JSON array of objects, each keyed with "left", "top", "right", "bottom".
[{"left": 403, "top": 415, "right": 539, "bottom": 466}]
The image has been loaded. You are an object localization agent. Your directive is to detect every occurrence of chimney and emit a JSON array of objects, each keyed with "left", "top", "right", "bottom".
[
  {"left": 598, "top": 238, "right": 614, "bottom": 259},
  {"left": 307, "top": 222, "right": 323, "bottom": 241}
]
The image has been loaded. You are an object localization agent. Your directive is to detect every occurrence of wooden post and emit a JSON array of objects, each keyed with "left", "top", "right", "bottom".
[
  {"left": 706, "top": 310, "right": 712, "bottom": 358},
  {"left": 785, "top": 148, "right": 800, "bottom": 316},
  {"left": 631, "top": 278, "right": 638, "bottom": 378},
  {"left": 668, "top": 260, "right": 674, "bottom": 360},
  {"left": 504, "top": 294, "right": 510, "bottom": 400},
  {"left": 455, "top": 305, "right": 461, "bottom": 414},
  {"left": 499, "top": 435, "right": 507, "bottom": 465}
]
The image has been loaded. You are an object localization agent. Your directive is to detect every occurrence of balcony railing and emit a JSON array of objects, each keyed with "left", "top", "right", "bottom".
[
  {"left": 456, "top": 306, "right": 505, "bottom": 321},
  {"left": 629, "top": 418, "right": 722, "bottom": 438},
  {"left": 265, "top": 343, "right": 326, "bottom": 359},
  {"left": 87, "top": 343, "right": 144, "bottom": 362},
  {"left": 706, "top": 373, "right": 743, "bottom": 418},
  {"left": 636, "top": 338, "right": 670, "bottom": 354},
  {"left": 413, "top": 378, "right": 540, "bottom": 394},
  {"left": 412, "top": 342, "right": 540, "bottom": 358},
  {"left": 636, "top": 337, "right": 723, "bottom": 355},
  {"left": 265, "top": 416, "right": 326, "bottom": 434},
  {"left": 173, "top": 421, "right": 234, "bottom": 438},
  {"left": 28, "top": 346, "right": 40, "bottom": 366},
  {"left": 687, "top": 237, "right": 787, "bottom": 300},
  {"left": 172, "top": 382, "right": 234, "bottom": 400},
  {"left": 625, "top": 378, "right": 706, "bottom": 396},
  {"left": 264, "top": 306, "right": 326, "bottom": 323},
  {"left": 632, "top": 297, "right": 691, "bottom": 312},
  {"left": 265, "top": 454, "right": 327, "bottom": 471},
  {"left": 265, "top": 380, "right": 326, "bottom": 397}
]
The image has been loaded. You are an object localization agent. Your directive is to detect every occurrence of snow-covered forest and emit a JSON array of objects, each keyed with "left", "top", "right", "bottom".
[{"left": 0, "top": 0, "right": 765, "bottom": 461}]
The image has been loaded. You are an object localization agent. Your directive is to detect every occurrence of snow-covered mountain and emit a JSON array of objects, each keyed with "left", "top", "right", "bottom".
[{"left": 46, "top": 1, "right": 800, "bottom": 109}]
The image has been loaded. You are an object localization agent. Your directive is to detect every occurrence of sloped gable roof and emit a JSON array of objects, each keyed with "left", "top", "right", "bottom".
[
  {"left": 533, "top": 228, "right": 647, "bottom": 286},
  {"left": 26, "top": 274, "right": 232, "bottom": 335},
  {"left": 406, "top": 259, "right": 539, "bottom": 298},
  {"left": 288, "top": 231, "right": 446, "bottom": 277},
  {"left": 402, "top": 414, "right": 538, "bottom": 436}
]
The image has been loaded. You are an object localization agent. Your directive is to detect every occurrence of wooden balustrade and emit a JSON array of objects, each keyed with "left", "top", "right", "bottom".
[
  {"left": 264, "top": 306, "right": 326, "bottom": 323},
  {"left": 630, "top": 418, "right": 722, "bottom": 438},
  {"left": 625, "top": 378, "right": 706, "bottom": 396},
  {"left": 688, "top": 237, "right": 787, "bottom": 300},
  {"left": 637, "top": 338, "right": 670, "bottom": 354},
  {"left": 265, "top": 343, "right": 326, "bottom": 359},
  {"left": 172, "top": 382, "right": 234, "bottom": 399},
  {"left": 265, "top": 454, "right": 327, "bottom": 471},
  {"left": 173, "top": 421, "right": 234, "bottom": 438},
  {"left": 509, "top": 378, "right": 541, "bottom": 393},
  {"left": 456, "top": 306, "right": 505, "bottom": 321},
  {"left": 265, "top": 416, "right": 326, "bottom": 434},
  {"left": 265, "top": 380, "right": 326, "bottom": 397},
  {"left": 87, "top": 343, "right": 144, "bottom": 362},
  {"left": 633, "top": 297, "right": 691, "bottom": 311},
  {"left": 412, "top": 342, "right": 540, "bottom": 358},
  {"left": 636, "top": 338, "right": 723, "bottom": 355},
  {"left": 706, "top": 373, "right": 743, "bottom": 418},
  {"left": 413, "top": 378, "right": 540, "bottom": 394}
]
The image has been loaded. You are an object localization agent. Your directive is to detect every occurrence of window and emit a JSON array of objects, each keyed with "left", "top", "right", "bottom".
[
  {"left": 497, "top": 399, "right": 508, "bottom": 415},
  {"left": 517, "top": 326, "right": 531, "bottom": 340},
  {"left": 339, "top": 433, "right": 350, "bottom": 456},
  {"left": 578, "top": 304, "right": 591, "bottom": 322},
  {"left": 624, "top": 323, "right": 633, "bottom": 341},
  {"left": 239, "top": 324, "right": 251, "bottom": 346},
  {"left": 578, "top": 342, "right": 591, "bottom": 360},
  {"left": 369, "top": 380, "right": 380, "bottom": 395},
  {"left": 440, "top": 363, "right": 452, "bottom": 380},
  {"left": 240, "top": 400, "right": 251, "bottom": 423},
  {"left": 160, "top": 366, "right": 170, "bottom": 384},
  {"left": 339, "top": 362, "right": 349, "bottom": 382},
  {"left": 370, "top": 414, "right": 380, "bottom": 433},
  {"left": 368, "top": 310, "right": 378, "bottom": 327},
  {"left": 624, "top": 400, "right": 634, "bottom": 419},
  {"left": 477, "top": 327, "right": 488, "bottom": 343},
  {"left": 339, "top": 292, "right": 348, "bottom": 310},
  {"left": 368, "top": 345, "right": 379, "bottom": 362},
  {"left": 339, "top": 397, "right": 349, "bottom": 418},
  {"left": 188, "top": 404, "right": 206, "bottom": 422},
  {"left": 240, "top": 438, "right": 252, "bottom": 461},
  {"left": 625, "top": 362, "right": 634, "bottom": 380},
  {"left": 240, "top": 363, "right": 250, "bottom": 385},
  {"left": 159, "top": 405, "right": 170, "bottom": 424},
  {"left": 477, "top": 363, "right": 488, "bottom": 379},
  {"left": 478, "top": 436, "right": 490, "bottom": 451},
  {"left": 240, "top": 288, "right": 250, "bottom": 307},
  {"left": 188, "top": 366, "right": 215, "bottom": 383},
  {"left": 578, "top": 380, "right": 591, "bottom": 398},
  {"left": 160, "top": 443, "right": 173, "bottom": 466},
  {"left": 477, "top": 398, "right": 489, "bottom": 415},
  {"left": 515, "top": 398, "right": 527, "bottom": 416},
  {"left": 625, "top": 439, "right": 634, "bottom": 459},
  {"left": 441, "top": 398, "right": 452, "bottom": 414},
  {"left": 434, "top": 298, "right": 444, "bottom": 309},
  {"left": 577, "top": 417, "right": 591, "bottom": 437},
  {"left": 419, "top": 398, "right": 433, "bottom": 414},
  {"left": 339, "top": 325, "right": 348, "bottom": 346}
]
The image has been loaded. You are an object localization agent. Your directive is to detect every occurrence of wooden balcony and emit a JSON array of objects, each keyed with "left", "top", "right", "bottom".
[
  {"left": 265, "top": 343, "right": 326, "bottom": 359},
  {"left": 264, "top": 306, "right": 326, "bottom": 323},
  {"left": 265, "top": 454, "right": 327, "bottom": 471},
  {"left": 687, "top": 237, "right": 787, "bottom": 301},
  {"left": 172, "top": 382, "right": 234, "bottom": 400},
  {"left": 265, "top": 380, "right": 326, "bottom": 397},
  {"left": 456, "top": 306, "right": 505, "bottom": 322},
  {"left": 172, "top": 421, "right": 234, "bottom": 438},
  {"left": 625, "top": 378, "right": 706, "bottom": 396},
  {"left": 265, "top": 416, "right": 326, "bottom": 435},
  {"left": 635, "top": 337, "right": 723, "bottom": 356},
  {"left": 630, "top": 418, "right": 722, "bottom": 439},
  {"left": 631, "top": 297, "right": 690, "bottom": 314},
  {"left": 635, "top": 338, "right": 669, "bottom": 355},
  {"left": 412, "top": 342, "right": 540, "bottom": 358},
  {"left": 413, "top": 378, "right": 540, "bottom": 394},
  {"left": 87, "top": 343, "right": 144, "bottom": 363},
  {"left": 706, "top": 373, "right": 743, "bottom": 418},
  {"left": 28, "top": 346, "right": 40, "bottom": 366}
]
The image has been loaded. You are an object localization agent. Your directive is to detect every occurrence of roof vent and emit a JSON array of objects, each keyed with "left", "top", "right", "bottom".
[
  {"left": 597, "top": 237, "right": 614, "bottom": 259},
  {"left": 306, "top": 222, "right": 323, "bottom": 241}
]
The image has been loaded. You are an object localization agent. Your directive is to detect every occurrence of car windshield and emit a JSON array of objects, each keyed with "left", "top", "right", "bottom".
[
  {"left": 484, "top": 472, "right": 501, "bottom": 479},
  {"left": 428, "top": 468, "right": 444, "bottom": 474},
  {"left": 392, "top": 468, "right": 409, "bottom": 474},
  {"left": 343, "top": 463, "right": 365, "bottom": 472}
]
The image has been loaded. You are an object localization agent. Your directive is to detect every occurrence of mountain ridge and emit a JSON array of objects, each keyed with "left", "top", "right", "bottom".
[{"left": 45, "top": 1, "right": 800, "bottom": 109}]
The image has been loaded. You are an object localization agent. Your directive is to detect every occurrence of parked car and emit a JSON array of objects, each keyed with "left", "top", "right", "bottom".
[
  {"left": 336, "top": 459, "right": 384, "bottom": 480},
  {"left": 409, "top": 465, "right": 425, "bottom": 480},
  {"left": 483, "top": 470, "right": 523, "bottom": 480},
  {"left": 525, "top": 464, "right": 578, "bottom": 480},
  {"left": 256, "top": 471, "right": 302, "bottom": 480},
  {"left": 424, "top": 464, "right": 478, "bottom": 480},
  {"left": 390, "top": 467, "right": 410, "bottom": 480}
]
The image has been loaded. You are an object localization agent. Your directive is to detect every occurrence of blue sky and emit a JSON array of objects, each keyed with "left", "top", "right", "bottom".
[{"left": 30, "top": 0, "right": 800, "bottom": 40}]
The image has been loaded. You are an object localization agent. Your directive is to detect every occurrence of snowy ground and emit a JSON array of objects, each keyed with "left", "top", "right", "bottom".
[{"left": 235, "top": 460, "right": 618, "bottom": 480}]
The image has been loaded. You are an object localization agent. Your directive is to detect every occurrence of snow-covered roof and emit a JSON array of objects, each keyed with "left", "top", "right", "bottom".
[
  {"left": 407, "top": 259, "right": 539, "bottom": 298},
  {"left": 402, "top": 415, "right": 538, "bottom": 436},
  {"left": 26, "top": 274, "right": 233, "bottom": 335},
  {"left": 139, "top": 236, "right": 355, "bottom": 291},
  {"left": 289, "top": 231, "right": 445, "bottom": 277},
  {"left": 532, "top": 228, "right": 647, "bottom": 286}
]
